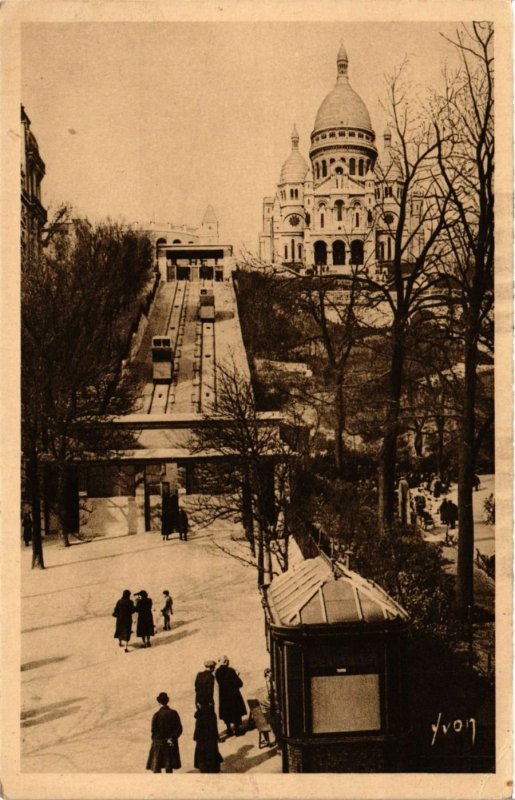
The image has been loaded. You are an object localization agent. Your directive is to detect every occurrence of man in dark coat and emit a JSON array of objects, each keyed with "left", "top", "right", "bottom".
[
  {"left": 113, "top": 590, "right": 135, "bottom": 652},
  {"left": 195, "top": 660, "right": 216, "bottom": 708},
  {"left": 135, "top": 590, "right": 154, "bottom": 648},
  {"left": 22, "top": 512, "right": 33, "bottom": 547},
  {"left": 178, "top": 508, "right": 188, "bottom": 541},
  {"left": 446, "top": 500, "right": 458, "bottom": 530},
  {"left": 146, "top": 692, "right": 183, "bottom": 773},
  {"left": 193, "top": 704, "right": 223, "bottom": 773},
  {"left": 215, "top": 656, "right": 246, "bottom": 736}
]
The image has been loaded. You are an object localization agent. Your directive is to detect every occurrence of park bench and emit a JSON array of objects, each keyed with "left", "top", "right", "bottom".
[{"left": 247, "top": 697, "right": 273, "bottom": 748}]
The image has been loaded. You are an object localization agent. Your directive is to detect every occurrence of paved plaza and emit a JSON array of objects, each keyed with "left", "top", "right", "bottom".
[{"left": 21, "top": 520, "right": 281, "bottom": 774}]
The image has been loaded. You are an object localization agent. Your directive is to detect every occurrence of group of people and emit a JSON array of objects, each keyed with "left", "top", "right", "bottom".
[
  {"left": 147, "top": 656, "right": 247, "bottom": 774},
  {"left": 397, "top": 471, "right": 463, "bottom": 534},
  {"left": 112, "top": 589, "right": 173, "bottom": 651}
]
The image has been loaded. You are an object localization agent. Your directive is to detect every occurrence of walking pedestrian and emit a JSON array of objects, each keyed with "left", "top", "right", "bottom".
[
  {"left": 22, "top": 512, "right": 33, "bottom": 547},
  {"left": 112, "top": 589, "right": 135, "bottom": 652},
  {"left": 135, "top": 590, "right": 154, "bottom": 648},
  {"left": 215, "top": 656, "right": 246, "bottom": 737},
  {"left": 195, "top": 660, "right": 216, "bottom": 708},
  {"left": 193, "top": 703, "right": 223, "bottom": 773},
  {"left": 438, "top": 498, "right": 450, "bottom": 526},
  {"left": 473, "top": 474, "right": 481, "bottom": 492},
  {"left": 161, "top": 590, "right": 173, "bottom": 631},
  {"left": 178, "top": 508, "right": 189, "bottom": 541},
  {"left": 446, "top": 500, "right": 458, "bottom": 530},
  {"left": 146, "top": 692, "right": 183, "bottom": 773}
]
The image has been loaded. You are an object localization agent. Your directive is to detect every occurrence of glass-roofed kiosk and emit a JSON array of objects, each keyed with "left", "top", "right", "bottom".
[{"left": 262, "top": 554, "right": 410, "bottom": 772}]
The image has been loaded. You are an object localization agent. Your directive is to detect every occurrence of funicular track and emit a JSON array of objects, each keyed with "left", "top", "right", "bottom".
[{"left": 147, "top": 281, "right": 189, "bottom": 414}]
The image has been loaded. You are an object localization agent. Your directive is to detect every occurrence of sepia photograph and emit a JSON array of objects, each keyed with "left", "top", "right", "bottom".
[{"left": 1, "top": 1, "right": 512, "bottom": 798}]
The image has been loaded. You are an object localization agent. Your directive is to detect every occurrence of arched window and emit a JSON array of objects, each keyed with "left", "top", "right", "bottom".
[
  {"left": 350, "top": 239, "right": 364, "bottom": 265},
  {"left": 330, "top": 158, "right": 335, "bottom": 165},
  {"left": 173, "top": 239, "right": 182, "bottom": 244},
  {"left": 335, "top": 200, "right": 344, "bottom": 221},
  {"left": 349, "top": 158, "right": 356, "bottom": 175},
  {"left": 284, "top": 244, "right": 288, "bottom": 259},
  {"left": 355, "top": 212, "right": 360, "bottom": 227},
  {"left": 314, "top": 240, "right": 327, "bottom": 266},
  {"left": 322, "top": 160, "right": 327, "bottom": 177},
  {"left": 156, "top": 237, "right": 166, "bottom": 257},
  {"left": 333, "top": 240, "right": 345, "bottom": 266},
  {"left": 387, "top": 236, "right": 392, "bottom": 260},
  {"left": 298, "top": 243, "right": 302, "bottom": 259},
  {"left": 320, "top": 213, "right": 325, "bottom": 229},
  {"left": 377, "top": 240, "right": 385, "bottom": 260},
  {"left": 358, "top": 159, "right": 364, "bottom": 176},
  {"left": 335, "top": 166, "right": 343, "bottom": 175},
  {"left": 315, "top": 163, "right": 320, "bottom": 180},
  {"left": 290, "top": 189, "right": 294, "bottom": 199}
]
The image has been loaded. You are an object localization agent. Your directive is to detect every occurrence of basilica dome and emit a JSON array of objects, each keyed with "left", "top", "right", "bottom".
[
  {"left": 313, "top": 42, "right": 373, "bottom": 134},
  {"left": 279, "top": 124, "right": 309, "bottom": 184}
]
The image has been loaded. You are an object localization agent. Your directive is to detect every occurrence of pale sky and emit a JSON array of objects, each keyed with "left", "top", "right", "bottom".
[{"left": 22, "top": 21, "right": 462, "bottom": 253}]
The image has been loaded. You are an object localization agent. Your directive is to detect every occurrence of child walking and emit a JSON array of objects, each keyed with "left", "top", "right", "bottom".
[{"left": 161, "top": 590, "right": 173, "bottom": 631}]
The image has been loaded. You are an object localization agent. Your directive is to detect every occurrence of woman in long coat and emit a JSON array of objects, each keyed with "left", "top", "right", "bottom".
[
  {"left": 215, "top": 656, "right": 246, "bottom": 736},
  {"left": 193, "top": 704, "right": 223, "bottom": 773},
  {"left": 135, "top": 590, "right": 154, "bottom": 647},
  {"left": 113, "top": 590, "right": 135, "bottom": 652}
]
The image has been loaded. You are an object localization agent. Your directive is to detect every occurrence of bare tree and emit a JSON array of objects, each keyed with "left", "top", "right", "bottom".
[
  {"left": 189, "top": 360, "right": 300, "bottom": 586},
  {"left": 355, "top": 61, "right": 455, "bottom": 529},
  {"left": 22, "top": 219, "right": 153, "bottom": 559},
  {"left": 286, "top": 269, "right": 365, "bottom": 477},
  {"left": 433, "top": 22, "right": 494, "bottom": 619}
]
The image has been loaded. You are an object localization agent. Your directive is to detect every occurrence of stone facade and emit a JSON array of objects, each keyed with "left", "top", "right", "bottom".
[
  {"left": 21, "top": 105, "right": 47, "bottom": 264},
  {"left": 259, "top": 42, "right": 422, "bottom": 276}
]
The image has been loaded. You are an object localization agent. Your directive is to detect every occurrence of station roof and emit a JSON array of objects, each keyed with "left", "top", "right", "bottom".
[{"left": 265, "top": 556, "right": 408, "bottom": 627}]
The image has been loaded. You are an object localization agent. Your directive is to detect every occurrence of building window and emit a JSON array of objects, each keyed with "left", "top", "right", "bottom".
[
  {"left": 284, "top": 245, "right": 288, "bottom": 259},
  {"left": 298, "top": 243, "right": 302, "bottom": 259},
  {"left": 349, "top": 158, "right": 356, "bottom": 175},
  {"left": 355, "top": 212, "right": 360, "bottom": 227},
  {"left": 330, "top": 132, "right": 336, "bottom": 138},
  {"left": 335, "top": 200, "right": 344, "bottom": 221},
  {"left": 387, "top": 237, "right": 392, "bottom": 260},
  {"left": 377, "top": 240, "right": 385, "bottom": 260},
  {"left": 322, "top": 134, "right": 327, "bottom": 139},
  {"left": 322, "top": 160, "right": 327, "bottom": 177},
  {"left": 350, "top": 239, "right": 364, "bottom": 265},
  {"left": 358, "top": 133, "right": 364, "bottom": 139},
  {"left": 335, "top": 166, "right": 343, "bottom": 175},
  {"left": 349, "top": 131, "right": 356, "bottom": 137},
  {"left": 330, "top": 158, "right": 335, "bottom": 165},
  {"left": 339, "top": 131, "right": 344, "bottom": 136},
  {"left": 320, "top": 213, "right": 325, "bottom": 229},
  {"left": 385, "top": 186, "right": 393, "bottom": 198},
  {"left": 358, "top": 159, "right": 364, "bottom": 176}
]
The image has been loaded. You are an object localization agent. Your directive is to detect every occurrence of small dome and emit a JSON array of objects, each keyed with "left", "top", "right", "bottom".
[
  {"left": 279, "top": 125, "right": 309, "bottom": 184},
  {"left": 313, "top": 44, "right": 373, "bottom": 134}
]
